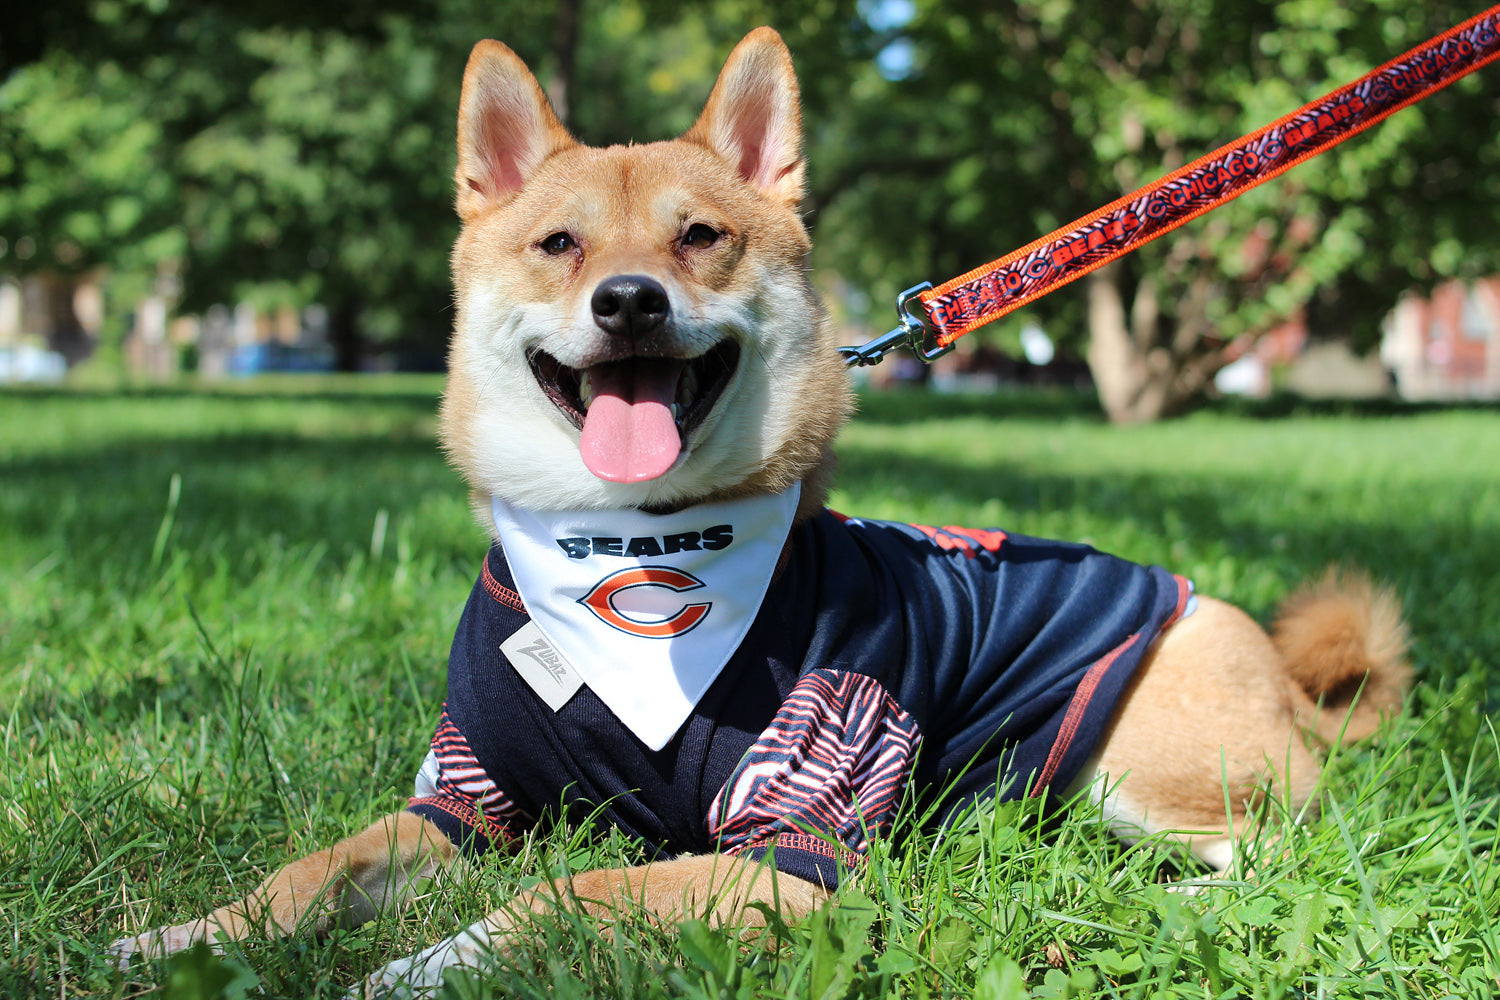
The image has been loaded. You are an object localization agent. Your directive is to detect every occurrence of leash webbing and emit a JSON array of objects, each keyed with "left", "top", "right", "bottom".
[{"left": 841, "top": 4, "right": 1500, "bottom": 366}]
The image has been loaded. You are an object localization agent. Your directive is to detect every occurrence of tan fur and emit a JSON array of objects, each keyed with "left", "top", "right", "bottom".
[
  {"left": 1272, "top": 569, "right": 1411, "bottom": 742},
  {"left": 113, "top": 812, "right": 456, "bottom": 959},
  {"left": 453, "top": 39, "right": 575, "bottom": 219},
  {"left": 495, "top": 853, "right": 828, "bottom": 938},
  {"left": 1076, "top": 578, "right": 1410, "bottom": 874},
  {"left": 438, "top": 27, "right": 850, "bottom": 518},
  {"left": 112, "top": 27, "right": 1413, "bottom": 996},
  {"left": 353, "top": 853, "right": 831, "bottom": 997}
]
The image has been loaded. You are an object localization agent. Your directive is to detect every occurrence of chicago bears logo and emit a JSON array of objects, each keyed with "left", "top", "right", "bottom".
[{"left": 578, "top": 566, "right": 712, "bottom": 638}]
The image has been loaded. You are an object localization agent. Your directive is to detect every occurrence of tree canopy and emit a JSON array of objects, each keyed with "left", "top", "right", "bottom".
[
  {"left": 2, "top": 0, "right": 1496, "bottom": 412},
  {"left": 813, "top": 0, "right": 1500, "bottom": 418}
]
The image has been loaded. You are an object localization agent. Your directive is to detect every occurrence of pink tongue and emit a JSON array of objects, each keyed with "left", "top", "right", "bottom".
[{"left": 579, "top": 360, "right": 685, "bottom": 482}]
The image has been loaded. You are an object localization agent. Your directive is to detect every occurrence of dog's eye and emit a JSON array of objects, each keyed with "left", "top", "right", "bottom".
[
  {"left": 539, "top": 232, "right": 576, "bottom": 255},
  {"left": 681, "top": 224, "right": 720, "bottom": 250}
]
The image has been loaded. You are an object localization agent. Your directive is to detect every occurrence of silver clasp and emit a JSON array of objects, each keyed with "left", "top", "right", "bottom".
[{"left": 838, "top": 281, "right": 951, "bottom": 367}]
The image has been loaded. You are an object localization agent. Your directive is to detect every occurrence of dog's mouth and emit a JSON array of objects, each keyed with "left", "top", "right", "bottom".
[{"left": 530, "top": 340, "right": 741, "bottom": 483}]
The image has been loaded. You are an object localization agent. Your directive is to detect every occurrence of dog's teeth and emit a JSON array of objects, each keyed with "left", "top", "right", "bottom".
[
  {"left": 580, "top": 371, "right": 594, "bottom": 409},
  {"left": 671, "top": 402, "right": 683, "bottom": 422}
]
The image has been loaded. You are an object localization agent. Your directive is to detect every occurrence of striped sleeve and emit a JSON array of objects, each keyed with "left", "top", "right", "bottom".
[
  {"left": 406, "top": 705, "right": 531, "bottom": 854},
  {"left": 707, "top": 669, "right": 922, "bottom": 889}
]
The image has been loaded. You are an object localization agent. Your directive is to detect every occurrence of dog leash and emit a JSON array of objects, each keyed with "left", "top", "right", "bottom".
[{"left": 840, "top": 4, "right": 1500, "bottom": 367}]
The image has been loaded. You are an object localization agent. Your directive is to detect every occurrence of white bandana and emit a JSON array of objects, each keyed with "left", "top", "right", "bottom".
[{"left": 490, "top": 485, "right": 801, "bottom": 751}]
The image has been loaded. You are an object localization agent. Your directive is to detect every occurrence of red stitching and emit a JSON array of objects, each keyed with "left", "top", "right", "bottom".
[
  {"left": 773, "top": 535, "right": 793, "bottom": 582},
  {"left": 1030, "top": 577, "right": 1195, "bottom": 797},
  {"left": 408, "top": 795, "right": 517, "bottom": 850},
  {"left": 729, "top": 832, "right": 864, "bottom": 872},
  {"left": 482, "top": 558, "right": 527, "bottom": 613},
  {"left": 1030, "top": 633, "right": 1140, "bottom": 796}
]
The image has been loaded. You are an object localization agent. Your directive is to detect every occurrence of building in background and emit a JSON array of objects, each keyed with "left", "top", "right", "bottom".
[
  {"left": 1214, "top": 279, "right": 1500, "bottom": 402},
  {"left": 1381, "top": 279, "right": 1500, "bottom": 401},
  {"left": 0, "top": 274, "right": 95, "bottom": 382}
]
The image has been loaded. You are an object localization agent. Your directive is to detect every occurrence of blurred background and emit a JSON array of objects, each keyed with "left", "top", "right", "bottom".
[{"left": 2, "top": 0, "right": 1497, "bottom": 422}]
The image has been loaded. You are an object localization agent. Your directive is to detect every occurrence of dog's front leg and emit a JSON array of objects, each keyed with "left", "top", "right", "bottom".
[
  {"left": 112, "top": 811, "right": 457, "bottom": 964},
  {"left": 360, "top": 852, "right": 831, "bottom": 998}
]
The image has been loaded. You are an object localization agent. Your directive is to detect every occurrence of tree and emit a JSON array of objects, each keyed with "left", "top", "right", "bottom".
[
  {"left": 0, "top": 0, "right": 873, "bottom": 369},
  {"left": 1, "top": 0, "right": 547, "bottom": 369},
  {"left": 808, "top": 0, "right": 1500, "bottom": 421},
  {"left": 0, "top": 51, "right": 184, "bottom": 361},
  {"left": 10, "top": 0, "right": 1490, "bottom": 395}
]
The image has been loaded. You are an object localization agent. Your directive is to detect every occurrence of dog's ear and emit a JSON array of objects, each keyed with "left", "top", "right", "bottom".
[
  {"left": 683, "top": 27, "right": 805, "bottom": 206},
  {"left": 455, "top": 40, "right": 574, "bottom": 219}
]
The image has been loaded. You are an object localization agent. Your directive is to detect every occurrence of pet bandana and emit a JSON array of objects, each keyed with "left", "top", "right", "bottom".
[{"left": 490, "top": 485, "right": 801, "bottom": 750}]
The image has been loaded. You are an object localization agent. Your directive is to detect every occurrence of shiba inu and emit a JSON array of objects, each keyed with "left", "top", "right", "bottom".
[{"left": 111, "top": 27, "right": 1410, "bottom": 997}]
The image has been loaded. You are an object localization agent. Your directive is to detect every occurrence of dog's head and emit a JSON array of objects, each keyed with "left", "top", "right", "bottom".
[{"left": 439, "top": 28, "right": 851, "bottom": 520}]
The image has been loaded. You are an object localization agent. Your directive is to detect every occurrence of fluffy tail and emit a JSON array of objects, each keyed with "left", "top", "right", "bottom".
[{"left": 1271, "top": 569, "right": 1412, "bottom": 744}]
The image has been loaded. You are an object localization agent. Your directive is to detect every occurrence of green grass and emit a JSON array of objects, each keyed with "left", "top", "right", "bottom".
[{"left": 2, "top": 380, "right": 1497, "bottom": 999}]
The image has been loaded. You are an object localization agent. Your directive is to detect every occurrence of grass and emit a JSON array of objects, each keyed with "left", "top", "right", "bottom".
[{"left": 2, "top": 378, "right": 1497, "bottom": 999}]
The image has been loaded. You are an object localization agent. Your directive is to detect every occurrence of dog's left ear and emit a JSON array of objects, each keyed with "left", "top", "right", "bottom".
[{"left": 683, "top": 27, "right": 805, "bottom": 206}]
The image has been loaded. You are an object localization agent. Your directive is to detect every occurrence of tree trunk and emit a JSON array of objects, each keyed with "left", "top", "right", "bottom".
[
  {"left": 40, "top": 272, "right": 94, "bottom": 367},
  {"left": 329, "top": 297, "right": 363, "bottom": 373},
  {"left": 547, "top": 0, "right": 582, "bottom": 126},
  {"left": 1085, "top": 263, "right": 1227, "bottom": 424}
]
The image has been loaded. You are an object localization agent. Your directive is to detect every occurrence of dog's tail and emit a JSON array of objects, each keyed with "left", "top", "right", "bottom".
[{"left": 1271, "top": 569, "right": 1412, "bottom": 744}]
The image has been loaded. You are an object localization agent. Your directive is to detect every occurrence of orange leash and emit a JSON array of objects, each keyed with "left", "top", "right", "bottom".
[{"left": 841, "top": 5, "right": 1500, "bottom": 366}]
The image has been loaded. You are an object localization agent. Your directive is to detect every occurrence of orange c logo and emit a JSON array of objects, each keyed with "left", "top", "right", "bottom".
[{"left": 578, "top": 566, "right": 712, "bottom": 638}]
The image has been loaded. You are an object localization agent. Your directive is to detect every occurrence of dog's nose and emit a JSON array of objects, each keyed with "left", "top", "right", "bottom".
[{"left": 591, "top": 275, "right": 670, "bottom": 338}]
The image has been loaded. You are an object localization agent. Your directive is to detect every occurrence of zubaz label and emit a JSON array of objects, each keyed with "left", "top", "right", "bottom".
[{"left": 500, "top": 621, "right": 583, "bottom": 711}]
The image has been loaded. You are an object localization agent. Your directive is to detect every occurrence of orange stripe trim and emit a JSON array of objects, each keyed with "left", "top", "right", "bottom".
[
  {"left": 1029, "top": 574, "right": 1197, "bottom": 797},
  {"left": 482, "top": 557, "right": 527, "bottom": 613},
  {"left": 1172, "top": 574, "right": 1193, "bottom": 621},
  {"left": 408, "top": 795, "right": 518, "bottom": 850},
  {"left": 728, "top": 832, "right": 865, "bottom": 872}
]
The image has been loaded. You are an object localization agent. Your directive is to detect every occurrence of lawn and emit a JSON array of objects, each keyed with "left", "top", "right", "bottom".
[{"left": 2, "top": 379, "right": 1497, "bottom": 999}]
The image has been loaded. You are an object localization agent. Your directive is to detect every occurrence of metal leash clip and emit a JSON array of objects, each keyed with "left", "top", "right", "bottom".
[{"left": 838, "top": 281, "right": 950, "bottom": 367}]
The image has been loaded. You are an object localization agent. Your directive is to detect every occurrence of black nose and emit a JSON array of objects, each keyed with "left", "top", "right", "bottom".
[{"left": 591, "top": 275, "right": 670, "bottom": 338}]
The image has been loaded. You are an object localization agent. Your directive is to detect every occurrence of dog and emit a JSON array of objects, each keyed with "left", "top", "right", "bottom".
[{"left": 110, "top": 27, "right": 1411, "bottom": 997}]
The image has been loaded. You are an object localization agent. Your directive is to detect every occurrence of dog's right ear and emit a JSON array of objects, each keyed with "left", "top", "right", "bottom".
[{"left": 454, "top": 40, "right": 574, "bottom": 219}]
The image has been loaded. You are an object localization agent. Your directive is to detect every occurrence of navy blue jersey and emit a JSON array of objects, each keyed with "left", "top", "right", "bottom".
[{"left": 408, "top": 510, "right": 1191, "bottom": 888}]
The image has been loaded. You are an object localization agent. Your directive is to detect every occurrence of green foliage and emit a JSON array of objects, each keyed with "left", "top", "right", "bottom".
[
  {"left": 2, "top": 381, "right": 1498, "bottom": 997},
  {"left": 2, "top": 1, "right": 1497, "bottom": 381},
  {"left": 0, "top": 0, "right": 870, "bottom": 357},
  {"left": 814, "top": 0, "right": 1500, "bottom": 352},
  {"left": 161, "top": 942, "right": 258, "bottom": 1000},
  {"left": 2, "top": 1, "right": 533, "bottom": 352},
  {"left": 0, "top": 53, "right": 185, "bottom": 274},
  {"left": 167, "top": 17, "right": 459, "bottom": 339}
]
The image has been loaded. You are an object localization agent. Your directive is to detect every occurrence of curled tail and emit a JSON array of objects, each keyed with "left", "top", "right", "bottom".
[{"left": 1271, "top": 569, "right": 1412, "bottom": 744}]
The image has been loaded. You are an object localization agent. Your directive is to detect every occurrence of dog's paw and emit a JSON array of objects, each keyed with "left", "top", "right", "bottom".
[
  {"left": 108, "top": 921, "right": 208, "bottom": 969},
  {"left": 355, "top": 926, "right": 494, "bottom": 999}
]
